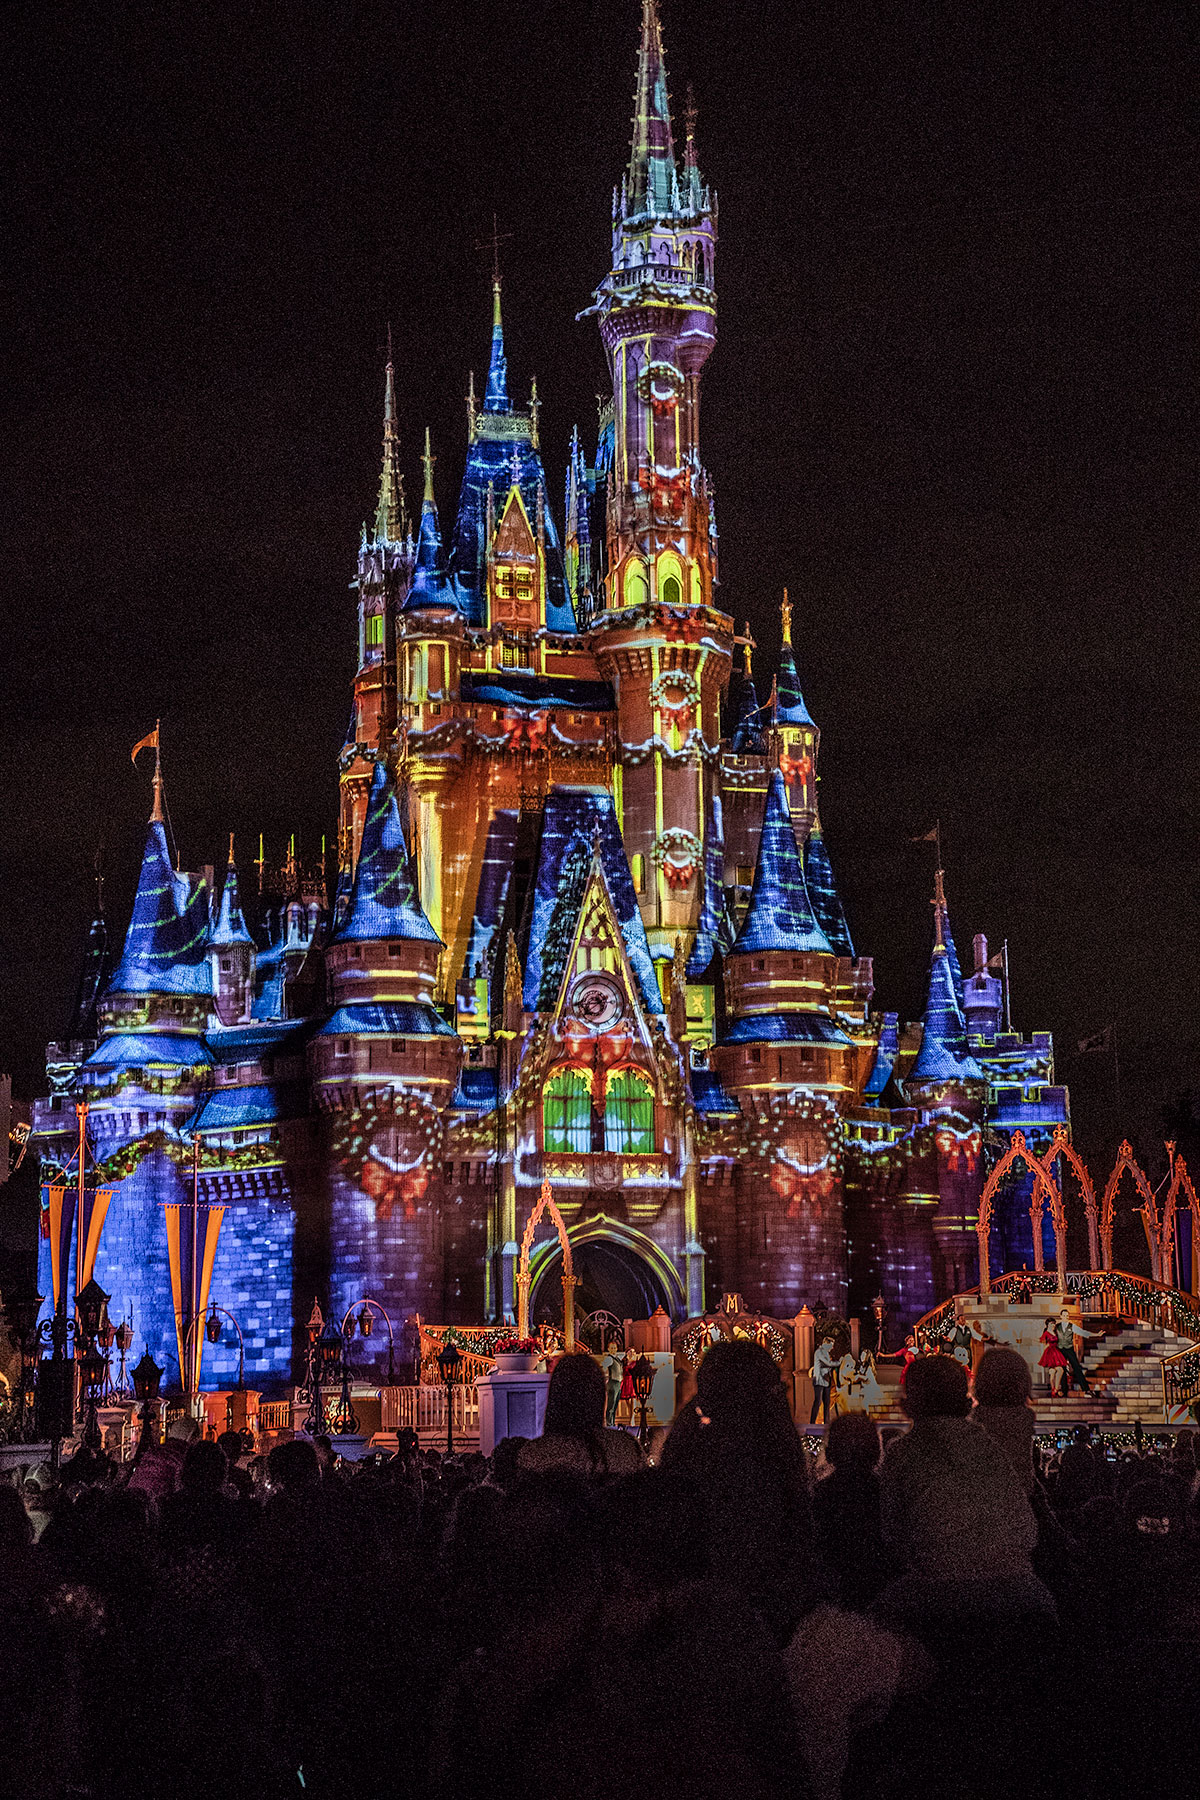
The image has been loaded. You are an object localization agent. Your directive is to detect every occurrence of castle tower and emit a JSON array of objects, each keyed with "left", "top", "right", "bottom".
[
  {"left": 712, "top": 771, "right": 869, "bottom": 1315},
  {"left": 340, "top": 351, "right": 414, "bottom": 877},
  {"left": 209, "top": 840, "right": 256, "bottom": 1026},
  {"left": 587, "top": 0, "right": 731, "bottom": 966},
  {"left": 774, "top": 591, "right": 820, "bottom": 838},
  {"left": 902, "top": 872, "right": 987, "bottom": 1294},
  {"left": 313, "top": 761, "right": 463, "bottom": 1346}
]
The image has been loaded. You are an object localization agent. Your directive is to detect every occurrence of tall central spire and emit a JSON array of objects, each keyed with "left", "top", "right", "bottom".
[
  {"left": 627, "top": 0, "right": 676, "bottom": 217},
  {"left": 484, "top": 279, "right": 509, "bottom": 414},
  {"left": 373, "top": 334, "right": 408, "bottom": 544}
]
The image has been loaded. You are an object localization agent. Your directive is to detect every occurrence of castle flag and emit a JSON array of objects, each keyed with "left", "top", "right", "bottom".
[
  {"left": 1077, "top": 1025, "right": 1114, "bottom": 1054},
  {"left": 131, "top": 724, "right": 159, "bottom": 765}
]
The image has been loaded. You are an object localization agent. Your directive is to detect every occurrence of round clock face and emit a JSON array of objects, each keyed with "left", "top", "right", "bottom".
[{"left": 570, "top": 975, "right": 625, "bottom": 1029}]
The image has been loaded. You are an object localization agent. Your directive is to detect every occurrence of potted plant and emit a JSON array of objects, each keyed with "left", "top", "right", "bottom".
[{"left": 492, "top": 1335, "right": 542, "bottom": 1372}]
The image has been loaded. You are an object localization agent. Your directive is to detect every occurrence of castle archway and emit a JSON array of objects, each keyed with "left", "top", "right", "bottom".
[{"left": 529, "top": 1216, "right": 682, "bottom": 1326}]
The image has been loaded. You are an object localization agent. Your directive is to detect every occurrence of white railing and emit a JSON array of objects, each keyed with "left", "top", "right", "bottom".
[{"left": 382, "top": 1384, "right": 480, "bottom": 1441}]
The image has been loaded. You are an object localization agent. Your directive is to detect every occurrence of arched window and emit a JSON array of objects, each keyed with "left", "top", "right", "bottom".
[
  {"left": 543, "top": 1068, "right": 591, "bottom": 1154},
  {"left": 660, "top": 574, "right": 682, "bottom": 607},
  {"left": 604, "top": 1069, "right": 655, "bottom": 1154}
]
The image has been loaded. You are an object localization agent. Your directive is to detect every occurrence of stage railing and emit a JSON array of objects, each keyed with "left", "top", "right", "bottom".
[
  {"left": 382, "top": 1384, "right": 481, "bottom": 1441},
  {"left": 915, "top": 1269, "right": 1200, "bottom": 1350},
  {"left": 258, "top": 1399, "right": 293, "bottom": 1434}
]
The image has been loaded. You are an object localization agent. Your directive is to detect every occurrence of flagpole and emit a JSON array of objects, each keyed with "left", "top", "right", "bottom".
[
  {"left": 190, "top": 1136, "right": 200, "bottom": 1403},
  {"left": 75, "top": 1101, "right": 87, "bottom": 1301},
  {"left": 1112, "top": 1024, "right": 1123, "bottom": 1130},
  {"left": 1001, "top": 939, "right": 1011, "bottom": 1033}
]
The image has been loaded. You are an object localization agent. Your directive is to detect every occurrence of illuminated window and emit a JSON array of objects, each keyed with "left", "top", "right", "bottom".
[
  {"left": 337, "top": 1039, "right": 350, "bottom": 1057},
  {"left": 604, "top": 1068, "right": 655, "bottom": 1154},
  {"left": 737, "top": 865, "right": 754, "bottom": 887},
  {"left": 624, "top": 565, "right": 648, "bottom": 608},
  {"left": 660, "top": 574, "right": 682, "bottom": 607},
  {"left": 630, "top": 853, "right": 645, "bottom": 893},
  {"left": 543, "top": 1068, "right": 591, "bottom": 1154},
  {"left": 366, "top": 613, "right": 385, "bottom": 647}
]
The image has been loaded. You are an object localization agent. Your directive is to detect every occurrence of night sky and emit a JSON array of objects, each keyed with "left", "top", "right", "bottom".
[{"left": 3, "top": 0, "right": 1197, "bottom": 1171}]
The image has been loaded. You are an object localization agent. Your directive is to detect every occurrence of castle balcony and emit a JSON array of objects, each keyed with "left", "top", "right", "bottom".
[{"left": 530, "top": 1149, "right": 672, "bottom": 1191}]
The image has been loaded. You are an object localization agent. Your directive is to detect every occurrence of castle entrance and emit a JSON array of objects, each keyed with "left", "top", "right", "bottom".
[{"left": 530, "top": 1236, "right": 673, "bottom": 1330}]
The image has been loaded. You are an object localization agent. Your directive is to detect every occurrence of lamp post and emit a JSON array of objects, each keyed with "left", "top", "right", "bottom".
[
  {"left": 75, "top": 1277, "right": 111, "bottom": 1453},
  {"left": 132, "top": 1350, "right": 163, "bottom": 1458},
  {"left": 4, "top": 1289, "right": 45, "bottom": 1440},
  {"left": 438, "top": 1340, "right": 463, "bottom": 1457},
  {"left": 204, "top": 1303, "right": 246, "bottom": 1390},
  {"left": 631, "top": 1352, "right": 656, "bottom": 1452},
  {"left": 302, "top": 1305, "right": 359, "bottom": 1438},
  {"left": 340, "top": 1296, "right": 396, "bottom": 1387}
]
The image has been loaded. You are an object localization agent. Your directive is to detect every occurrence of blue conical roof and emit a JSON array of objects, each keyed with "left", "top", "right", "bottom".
[
  {"left": 776, "top": 645, "right": 815, "bottom": 728},
  {"left": 732, "top": 771, "right": 832, "bottom": 956},
  {"left": 69, "top": 909, "right": 110, "bottom": 1039},
  {"left": 108, "top": 821, "right": 211, "bottom": 997},
  {"left": 210, "top": 860, "right": 254, "bottom": 947},
  {"left": 908, "top": 939, "right": 983, "bottom": 1086},
  {"left": 484, "top": 283, "right": 509, "bottom": 414},
  {"left": 803, "top": 826, "right": 854, "bottom": 958},
  {"left": 687, "top": 787, "right": 727, "bottom": 977},
  {"left": 731, "top": 671, "right": 767, "bottom": 754},
  {"left": 332, "top": 763, "right": 440, "bottom": 945},
  {"left": 405, "top": 431, "right": 450, "bottom": 611},
  {"left": 627, "top": 0, "right": 676, "bottom": 218},
  {"left": 937, "top": 900, "right": 966, "bottom": 1010}
]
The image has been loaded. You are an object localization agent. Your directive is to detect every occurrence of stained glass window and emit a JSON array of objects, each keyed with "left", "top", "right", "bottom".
[
  {"left": 604, "top": 1068, "right": 655, "bottom": 1154},
  {"left": 543, "top": 1068, "right": 591, "bottom": 1153}
]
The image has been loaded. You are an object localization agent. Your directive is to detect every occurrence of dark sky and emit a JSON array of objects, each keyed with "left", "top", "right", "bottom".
[{"left": 3, "top": 0, "right": 1197, "bottom": 1169}]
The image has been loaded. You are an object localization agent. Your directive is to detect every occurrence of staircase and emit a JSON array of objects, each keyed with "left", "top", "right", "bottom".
[{"left": 1032, "top": 1323, "right": 1193, "bottom": 1426}]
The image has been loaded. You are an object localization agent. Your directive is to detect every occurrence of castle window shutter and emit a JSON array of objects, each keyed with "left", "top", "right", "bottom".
[{"left": 603, "top": 1068, "right": 655, "bottom": 1154}]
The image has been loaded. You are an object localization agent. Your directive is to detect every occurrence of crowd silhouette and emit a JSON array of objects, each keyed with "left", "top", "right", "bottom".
[{"left": 2, "top": 1341, "right": 1198, "bottom": 1800}]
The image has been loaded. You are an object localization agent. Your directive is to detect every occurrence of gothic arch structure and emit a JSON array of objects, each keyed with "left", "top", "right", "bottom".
[
  {"left": 1100, "top": 1140, "right": 1154, "bottom": 1274},
  {"left": 516, "top": 1179, "right": 576, "bottom": 1348},
  {"left": 978, "top": 1130, "right": 1059, "bottom": 1297},
  {"left": 1038, "top": 1124, "right": 1099, "bottom": 1273}
]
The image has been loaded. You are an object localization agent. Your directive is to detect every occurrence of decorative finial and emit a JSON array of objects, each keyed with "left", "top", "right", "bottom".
[
  {"left": 421, "top": 427, "right": 436, "bottom": 505},
  {"left": 741, "top": 620, "right": 756, "bottom": 679},
  {"left": 684, "top": 83, "right": 698, "bottom": 165},
  {"left": 780, "top": 589, "right": 792, "bottom": 647},
  {"left": 228, "top": 832, "right": 235, "bottom": 867},
  {"left": 466, "top": 369, "right": 477, "bottom": 437},
  {"left": 529, "top": 376, "right": 540, "bottom": 449}
]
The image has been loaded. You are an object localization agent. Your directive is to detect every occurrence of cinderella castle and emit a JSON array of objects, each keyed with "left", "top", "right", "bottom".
[{"left": 33, "top": 0, "right": 1069, "bottom": 1390}]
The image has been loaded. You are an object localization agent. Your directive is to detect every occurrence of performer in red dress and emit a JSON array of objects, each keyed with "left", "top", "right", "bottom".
[{"left": 1038, "top": 1318, "right": 1070, "bottom": 1397}]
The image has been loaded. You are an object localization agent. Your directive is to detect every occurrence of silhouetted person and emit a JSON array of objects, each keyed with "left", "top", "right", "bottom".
[
  {"left": 813, "top": 1412, "right": 891, "bottom": 1610},
  {"left": 662, "top": 1339, "right": 815, "bottom": 1643},
  {"left": 972, "top": 1346, "right": 1036, "bottom": 1493},
  {"left": 518, "top": 1351, "right": 644, "bottom": 1477}
]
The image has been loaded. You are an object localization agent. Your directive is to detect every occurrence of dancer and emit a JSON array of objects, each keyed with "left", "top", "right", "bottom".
[
  {"left": 1038, "top": 1317, "right": 1069, "bottom": 1398},
  {"left": 1056, "top": 1307, "right": 1101, "bottom": 1395},
  {"left": 810, "top": 1334, "right": 836, "bottom": 1424}
]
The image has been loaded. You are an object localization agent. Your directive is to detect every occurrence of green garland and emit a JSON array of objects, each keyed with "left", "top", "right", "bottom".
[{"left": 40, "top": 1129, "right": 283, "bottom": 1187}]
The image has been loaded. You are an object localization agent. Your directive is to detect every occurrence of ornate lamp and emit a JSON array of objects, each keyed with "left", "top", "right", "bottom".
[
  {"left": 132, "top": 1349, "right": 163, "bottom": 1458},
  {"left": 438, "top": 1341, "right": 464, "bottom": 1457},
  {"left": 631, "top": 1353, "right": 656, "bottom": 1450},
  {"left": 5, "top": 1289, "right": 44, "bottom": 1357},
  {"left": 205, "top": 1306, "right": 222, "bottom": 1345},
  {"left": 358, "top": 1307, "right": 374, "bottom": 1338},
  {"left": 76, "top": 1278, "right": 110, "bottom": 1345}
]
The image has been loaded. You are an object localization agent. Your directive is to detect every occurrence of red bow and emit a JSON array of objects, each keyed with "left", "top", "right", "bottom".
[{"left": 502, "top": 710, "right": 548, "bottom": 752}]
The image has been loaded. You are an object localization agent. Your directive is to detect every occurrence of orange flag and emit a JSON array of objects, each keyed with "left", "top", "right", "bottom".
[{"left": 131, "top": 723, "right": 159, "bottom": 765}]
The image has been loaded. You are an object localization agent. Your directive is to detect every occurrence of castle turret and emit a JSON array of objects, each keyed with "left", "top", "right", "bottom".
[
  {"left": 587, "top": 0, "right": 730, "bottom": 964},
  {"left": 209, "top": 839, "right": 255, "bottom": 1026},
  {"left": 774, "top": 591, "right": 819, "bottom": 837},
  {"left": 902, "top": 874, "right": 986, "bottom": 1293},
  {"left": 341, "top": 349, "right": 415, "bottom": 879}
]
